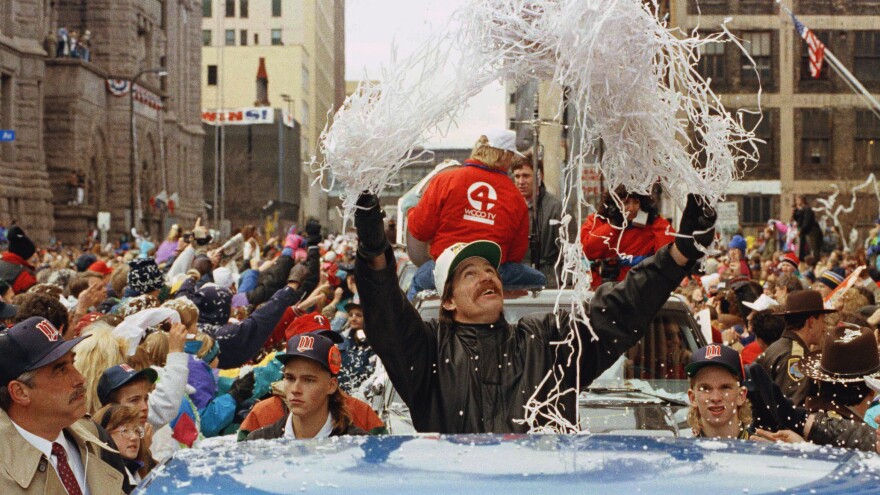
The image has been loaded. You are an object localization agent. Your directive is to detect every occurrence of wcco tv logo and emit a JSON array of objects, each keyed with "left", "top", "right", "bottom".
[{"left": 463, "top": 182, "right": 497, "bottom": 225}]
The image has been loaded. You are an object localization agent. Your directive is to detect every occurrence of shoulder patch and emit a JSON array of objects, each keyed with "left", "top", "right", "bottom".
[{"left": 787, "top": 357, "right": 804, "bottom": 382}]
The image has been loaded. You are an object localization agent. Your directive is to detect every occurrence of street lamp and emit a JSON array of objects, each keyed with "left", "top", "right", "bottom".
[{"left": 130, "top": 67, "right": 168, "bottom": 234}]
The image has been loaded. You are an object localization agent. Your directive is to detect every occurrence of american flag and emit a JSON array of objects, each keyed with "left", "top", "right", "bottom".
[{"left": 790, "top": 12, "right": 826, "bottom": 78}]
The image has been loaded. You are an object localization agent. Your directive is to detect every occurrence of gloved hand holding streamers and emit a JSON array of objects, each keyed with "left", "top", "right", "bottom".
[
  {"left": 355, "top": 193, "right": 389, "bottom": 260},
  {"left": 674, "top": 194, "right": 717, "bottom": 261}
]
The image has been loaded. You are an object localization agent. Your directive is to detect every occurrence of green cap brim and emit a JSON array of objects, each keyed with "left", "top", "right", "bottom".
[{"left": 447, "top": 241, "right": 502, "bottom": 281}]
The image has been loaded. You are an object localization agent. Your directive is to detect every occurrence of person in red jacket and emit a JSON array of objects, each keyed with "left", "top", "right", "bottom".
[
  {"left": 581, "top": 187, "right": 675, "bottom": 289},
  {"left": 0, "top": 226, "right": 37, "bottom": 294},
  {"left": 406, "top": 129, "right": 546, "bottom": 299}
]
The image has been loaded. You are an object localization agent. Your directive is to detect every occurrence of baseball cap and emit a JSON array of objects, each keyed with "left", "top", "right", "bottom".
[
  {"left": 0, "top": 300, "right": 17, "bottom": 319},
  {"left": 276, "top": 331, "right": 343, "bottom": 375},
  {"left": 685, "top": 344, "right": 745, "bottom": 382},
  {"left": 97, "top": 364, "right": 159, "bottom": 406},
  {"left": 481, "top": 128, "right": 525, "bottom": 157},
  {"left": 0, "top": 317, "right": 90, "bottom": 386},
  {"left": 284, "top": 311, "right": 332, "bottom": 341},
  {"left": 433, "top": 240, "right": 502, "bottom": 294}
]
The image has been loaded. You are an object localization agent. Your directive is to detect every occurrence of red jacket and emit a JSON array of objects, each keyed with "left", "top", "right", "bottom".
[
  {"left": 0, "top": 251, "right": 36, "bottom": 294},
  {"left": 408, "top": 160, "right": 529, "bottom": 263},
  {"left": 581, "top": 213, "right": 675, "bottom": 288}
]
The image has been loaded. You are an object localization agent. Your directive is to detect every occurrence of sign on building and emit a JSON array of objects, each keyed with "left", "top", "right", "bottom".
[
  {"left": 0, "top": 130, "right": 15, "bottom": 142},
  {"left": 716, "top": 201, "right": 740, "bottom": 234},
  {"left": 201, "top": 107, "right": 275, "bottom": 125}
]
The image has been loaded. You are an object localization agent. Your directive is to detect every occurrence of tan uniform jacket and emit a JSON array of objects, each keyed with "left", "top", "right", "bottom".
[
  {"left": 0, "top": 409, "right": 124, "bottom": 495},
  {"left": 755, "top": 330, "right": 816, "bottom": 406}
]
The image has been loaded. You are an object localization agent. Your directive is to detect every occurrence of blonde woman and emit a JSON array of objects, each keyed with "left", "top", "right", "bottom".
[{"left": 73, "top": 320, "right": 127, "bottom": 415}]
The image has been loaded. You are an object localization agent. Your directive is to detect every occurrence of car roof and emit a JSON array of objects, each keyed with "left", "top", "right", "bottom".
[{"left": 139, "top": 434, "right": 878, "bottom": 494}]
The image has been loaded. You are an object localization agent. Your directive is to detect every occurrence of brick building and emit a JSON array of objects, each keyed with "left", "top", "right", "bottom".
[
  {"left": 0, "top": 0, "right": 205, "bottom": 244},
  {"left": 676, "top": 0, "right": 880, "bottom": 238}
]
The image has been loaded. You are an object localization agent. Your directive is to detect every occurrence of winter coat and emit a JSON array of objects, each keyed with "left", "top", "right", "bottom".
[
  {"left": 246, "top": 414, "right": 367, "bottom": 440},
  {"left": 523, "top": 186, "right": 570, "bottom": 287},
  {"left": 238, "top": 394, "right": 385, "bottom": 440},
  {"left": 407, "top": 160, "right": 529, "bottom": 263},
  {"left": 177, "top": 247, "right": 318, "bottom": 369},
  {"left": 337, "top": 332, "right": 377, "bottom": 394},
  {"left": 245, "top": 254, "right": 295, "bottom": 306},
  {"left": 0, "top": 251, "right": 37, "bottom": 294},
  {"left": 581, "top": 212, "right": 675, "bottom": 288},
  {"left": 355, "top": 243, "right": 688, "bottom": 434},
  {"left": 807, "top": 410, "right": 878, "bottom": 452},
  {"left": 0, "top": 409, "right": 125, "bottom": 494},
  {"left": 147, "top": 351, "right": 190, "bottom": 428},
  {"left": 755, "top": 330, "right": 815, "bottom": 406},
  {"left": 185, "top": 356, "right": 237, "bottom": 437}
]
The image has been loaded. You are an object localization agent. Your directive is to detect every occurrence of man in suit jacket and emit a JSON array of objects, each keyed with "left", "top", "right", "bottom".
[{"left": 0, "top": 317, "right": 124, "bottom": 494}]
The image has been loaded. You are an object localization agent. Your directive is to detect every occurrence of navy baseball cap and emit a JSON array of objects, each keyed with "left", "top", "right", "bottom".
[
  {"left": 685, "top": 344, "right": 745, "bottom": 382},
  {"left": 276, "top": 331, "right": 343, "bottom": 375},
  {"left": 97, "top": 364, "right": 158, "bottom": 406},
  {"left": 0, "top": 317, "right": 90, "bottom": 386}
]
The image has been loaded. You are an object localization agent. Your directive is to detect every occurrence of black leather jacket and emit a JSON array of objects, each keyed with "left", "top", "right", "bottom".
[{"left": 355, "top": 244, "right": 688, "bottom": 434}]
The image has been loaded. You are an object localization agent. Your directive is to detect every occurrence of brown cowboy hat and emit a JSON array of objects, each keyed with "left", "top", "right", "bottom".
[
  {"left": 781, "top": 290, "right": 837, "bottom": 316},
  {"left": 801, "top": 323, "right": 880, "bottom": 383}
]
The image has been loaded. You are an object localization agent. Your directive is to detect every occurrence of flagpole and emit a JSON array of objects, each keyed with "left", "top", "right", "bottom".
[{"left": 778, "top": 1, "right": 880, "bottom": 121}]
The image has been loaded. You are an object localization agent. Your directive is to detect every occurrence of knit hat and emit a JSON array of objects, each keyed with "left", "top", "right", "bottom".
[
  {"left": 127, "top": 258, "right": 165, "bottom": 296},
  {"left": 75, "top": 253, "right": 97, "bottom": 272},
  {"left": 7, "top": 226, "right": 35, "bottom": 260},
  {"left": 817, "top": 270, "right": 844, "bottom": 291},
  {"left": 779, "top": 252, "right": 799, "bottom": 271},
  {"left": 192, "top": 283, "right": 232, "bottom": 326},
  {"left": 728, "top": 235, "right": 747, "bottom": 253}
]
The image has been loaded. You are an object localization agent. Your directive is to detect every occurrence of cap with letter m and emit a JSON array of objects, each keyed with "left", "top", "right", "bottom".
[
  {"left": 685, "top": 344, "right": 745, "bottom": 382},
  {"left": 0, "top": 317, "right": 90, "bottom": 386}
]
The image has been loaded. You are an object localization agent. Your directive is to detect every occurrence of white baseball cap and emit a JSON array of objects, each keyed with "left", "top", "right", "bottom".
[
  {"left": 742, "top": 294, "right": 780, "bottom": 312},
  {"left": 481, "top": 129, "right": 525, "bottom": 157},
  {"left": 433, "top": 240, "right": 502, "bottom": 294}
]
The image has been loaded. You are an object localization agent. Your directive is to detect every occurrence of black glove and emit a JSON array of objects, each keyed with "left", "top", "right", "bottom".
[
  {"left": 228, "top": 371, "right": 255, "bottom": 406},
  {"left": 305, "top": 219, "right": 322, "bottom": 247},
  {"left": 354, "top": 192, "right": 389, "bottom": 260},
  {"left": 674, "top": 194, "right": 717, "bottom": 261}
]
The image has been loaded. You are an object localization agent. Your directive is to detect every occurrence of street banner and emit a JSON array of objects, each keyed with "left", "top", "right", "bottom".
[{"left": 201, "top": 107, "right": 275, "bottom": 125}]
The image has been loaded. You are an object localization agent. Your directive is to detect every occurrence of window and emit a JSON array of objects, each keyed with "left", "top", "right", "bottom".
[
  {"left": 240, "top": 29, "right": 248, "bottom": 46},
  {"left": 207, "top": 65, "right": 218, "bottom": 86},
  {"left": 225, "top": 0, "right": 234, "bottom": 17},
  {"left": 254, "top": 33, "right": 259, "bottom": 45},
  {"left": 800, "top": 31, "right": 830, "bottom": 80},
  {"left": 225, "top": 29, "right": 235, "bottom": 46},
  {"left": 272, "top": 0, "right": 282, "bottom": 17},
  {"left": 202, "top": 0, "right": 212, "bottom": 17},
  {"left": 697, "top": 40, "right": 725, "bottom": 83},
  {"left": 509, "top": 92, "right": 516, "bottom": 104},
  {"left": 801, "top": 109, "right": 831, "bottom": 169},
  {"left": 742, "top": 196, "right": 773, "bottom": 225},
  {"left": 202, "top": 30, "right": 211, "bottom": 47},
  {"left": 271, "top": 29, "right": 282, "bottom": 46},
  {"left": 301, "top": 65, "right": 310, "bottom": 89},
  {"left": 742, "top": 111, "right": 776, "bottom": 178},
  {"left": 855, "top": 111, "right": 880, "bottom": 171},
  {"left": 239, "top": 0, "right": 248, "bottom": 18},
  {"left": 301, "top": 101, "right": 310, "bottom": 128},
  {"left": 855, "top": 31, "right": 880, "bottom": 83},
  {"left": 741, "top": 31, "right": 773, "bottom": 84},
  {"left": 687, "top": 0, "right": 728, "bottom": 15}
]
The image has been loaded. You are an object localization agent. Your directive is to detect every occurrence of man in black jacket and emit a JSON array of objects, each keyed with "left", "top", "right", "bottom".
[{"left": 354, "top": 192, "right": 716, "bottom": 434}]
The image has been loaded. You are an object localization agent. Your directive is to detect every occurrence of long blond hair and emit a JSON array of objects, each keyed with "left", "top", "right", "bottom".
[
  {"left": 73, "top": 321, "right": 127, "bottom": 415},
  {"left": 687, "top": 379, "right": 753, "bottom": 437}
]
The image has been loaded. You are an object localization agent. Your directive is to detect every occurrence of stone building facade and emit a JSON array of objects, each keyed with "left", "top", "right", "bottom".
[{"left": 0, "top": 0, "right": 205, "bottom": 245}]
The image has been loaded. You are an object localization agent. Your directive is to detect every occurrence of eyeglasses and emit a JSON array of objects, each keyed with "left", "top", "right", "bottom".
[{"left": 112, "top": 426, "right": 145, "bottom": 439}]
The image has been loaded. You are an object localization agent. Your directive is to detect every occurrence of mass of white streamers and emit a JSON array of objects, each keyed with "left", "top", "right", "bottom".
[
  {"left": 812, "top": 174, "right": 880, "bottom": 252},
  {"left": 316, "top": 0, "right": 759, "bottom": 432}
]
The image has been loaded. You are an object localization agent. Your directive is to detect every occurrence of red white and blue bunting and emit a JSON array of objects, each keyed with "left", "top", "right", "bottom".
[{"left": 106, "top": 79, "right": 164, "bottom": 110}]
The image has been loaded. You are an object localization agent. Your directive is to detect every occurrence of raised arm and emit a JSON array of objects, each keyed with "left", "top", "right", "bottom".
[{"left": 355, "top": 193, "right": 437, "bottom": 409}]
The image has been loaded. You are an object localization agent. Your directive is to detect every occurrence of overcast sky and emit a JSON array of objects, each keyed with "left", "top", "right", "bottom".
[{"left": 344, "top": 0, "right": 506, "bottom": 149}]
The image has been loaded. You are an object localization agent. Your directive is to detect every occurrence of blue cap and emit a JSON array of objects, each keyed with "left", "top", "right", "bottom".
[
  {"left": 728, "top": 235, "right": 747, "bottom": 252},
  {"left": 276, "top": 331, "right": 343, "bottom": 375},
  {"left": 97, "top": 364, "right": 158, "bottom": 406},
  {"left": 686, "top": 344, "right": 745, "bottom": 382},
  {"left": 0, "top": 317, "right": 89, "bottom": 386}
]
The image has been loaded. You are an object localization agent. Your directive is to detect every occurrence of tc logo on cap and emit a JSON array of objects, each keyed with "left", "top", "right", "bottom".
[
  {"left": 297, "top": 336, "right": 315, "bottom": 352},
  {"left": 35, "top": 320, "right": 60, "bottom": 342},
  {"left": 120, "top": 364, "right": 135, "bottom": 373},
  {"left": 705, "top": 345, "right": 722, "bottom": 360},
  {"left": 313, "top": 315, "right": 326, "bottom": 325}
]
